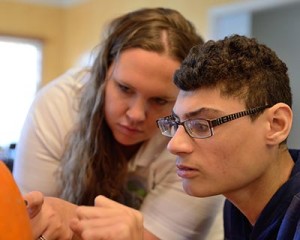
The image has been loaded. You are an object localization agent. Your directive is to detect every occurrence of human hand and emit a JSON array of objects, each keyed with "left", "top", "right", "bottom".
[
  {"left": 24, "top": 191, "right": 73, "bottom": 240},
  {"left": 70, "top": 195, "right": 144, "bottom": 240}
]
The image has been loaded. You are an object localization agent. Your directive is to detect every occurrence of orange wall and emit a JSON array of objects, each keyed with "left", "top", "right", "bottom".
[
  {"left": 0, "top": 0, "right": 239, "bottom": 87},
  {"left": 62, "top": 0, "right": 241, "bottom": 73}
]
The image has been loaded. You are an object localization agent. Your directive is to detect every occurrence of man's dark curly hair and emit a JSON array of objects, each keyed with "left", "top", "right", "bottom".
[{"left": 174, "top": 34, "right": 292, "bottom": 110}]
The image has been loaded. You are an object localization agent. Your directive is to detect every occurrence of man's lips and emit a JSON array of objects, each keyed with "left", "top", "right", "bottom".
[{"left": 176, "top": 164, "right": 199, "bottom": 178}]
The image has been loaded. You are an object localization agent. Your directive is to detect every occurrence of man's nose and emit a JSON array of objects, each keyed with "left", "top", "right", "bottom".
[{"left": 167, "top": 125, "right": 193, "bottom": 155}]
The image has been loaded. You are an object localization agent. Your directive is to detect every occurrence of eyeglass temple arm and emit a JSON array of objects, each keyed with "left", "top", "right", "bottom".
[{"left": 211, "top": 105, "right": 270, "bottom": 127}]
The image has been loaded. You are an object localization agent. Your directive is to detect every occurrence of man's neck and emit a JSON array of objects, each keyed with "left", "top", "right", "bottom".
[{"left": 225, "top": 149, "right": 295, "bottom": 225}]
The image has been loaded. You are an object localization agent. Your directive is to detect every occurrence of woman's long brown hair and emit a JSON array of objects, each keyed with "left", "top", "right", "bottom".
[{"left": 59, "top": 7, "right": 203, "bottom": 206}]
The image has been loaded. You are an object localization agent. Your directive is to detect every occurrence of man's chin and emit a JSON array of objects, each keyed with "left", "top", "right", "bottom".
[{"left": 182, "top": 181, "right": 215, "bottom": 198}]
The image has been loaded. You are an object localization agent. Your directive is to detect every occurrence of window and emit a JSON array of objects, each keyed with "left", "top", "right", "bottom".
[{"left": 0, "top": 36, "right": 42, "bottom": 154}]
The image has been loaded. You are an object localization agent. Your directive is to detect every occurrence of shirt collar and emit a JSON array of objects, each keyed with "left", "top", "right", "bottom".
[{"left": 128, "top": 132, "right": 169, "bottom": 170}]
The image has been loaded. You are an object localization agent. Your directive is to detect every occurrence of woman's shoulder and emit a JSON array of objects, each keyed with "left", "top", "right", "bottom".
[
  {"left": 33, "top": 68, "right": 90, "bottom": 104},
  {"left": 41, "top": 67, "right": 91, "bottom": 93}
]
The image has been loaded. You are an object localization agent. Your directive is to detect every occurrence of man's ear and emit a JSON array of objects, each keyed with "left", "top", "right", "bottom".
[{"left": 265, "top": 103, "right": 293, "bottom": 145}]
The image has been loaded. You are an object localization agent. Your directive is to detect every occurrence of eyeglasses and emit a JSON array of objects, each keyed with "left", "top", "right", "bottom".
[{"left": 156, "top": 105, "right": 270, "bottom": 139}]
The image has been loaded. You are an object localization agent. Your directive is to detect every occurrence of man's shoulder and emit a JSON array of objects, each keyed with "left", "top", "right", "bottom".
[
  {"left": 289, "top": 149, "right": 300, "bottom": 159},
  {"left": 278, "top": 193, "right": 300, "bottom": 239},
  {"left": 286, "top": 191, "right": 300, "bottom": 215}
]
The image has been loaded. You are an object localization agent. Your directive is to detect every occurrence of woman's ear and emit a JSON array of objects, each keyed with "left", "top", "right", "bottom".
[{"left": 265, "top": 103, "right": 293, "bottom": 145}]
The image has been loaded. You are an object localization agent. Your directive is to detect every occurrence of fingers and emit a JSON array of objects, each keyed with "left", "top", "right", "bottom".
[
  {"left": 74, "top": 196, "right": 126, "bottom": 220},
  {"left": 70, "top": 196, "right": 144, "bottom": 240},
  {"left": 94, "top": 195, "right": 144, "bottom": 227},
  {"left": 69, "top": 218, "right": 83, "bottom": 237},
  {"left": 24, "top": 192, "right": 73, "bottom": 240},
  {"left": 94, "top": 195, "right": 119, "bottom": 208},
  {"left": 23, "top": 191, "right": 44, "bottom": 219},
  {"left": 38, "top": 206, "right": 73, "bottom": 240}
]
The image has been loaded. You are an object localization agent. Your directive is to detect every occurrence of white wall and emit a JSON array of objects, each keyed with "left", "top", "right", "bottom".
[
  {"left": 252, "top": 2, "right": 300, "bottom": 149},
  {"left": 209, "top": 0, "right": 300, "bottom": 149}
]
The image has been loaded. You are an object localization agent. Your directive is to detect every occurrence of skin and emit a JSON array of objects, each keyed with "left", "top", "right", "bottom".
[
  {"left": 27, "top": 48, "right": 180, "bottom": 240},
  {"left": 104, "top": 48, "right": 180, "bottom": 239},
  {"left": 26, "top": 192, "right": 144, "bottom": 240},
  {"left": 24, "top": 191, "right": 74, "bottom": 240},
  {"left": 26, "top": 86, "right": 295, "bottom": 239},
  {"left": 104, "top": 48, "right": 180, "bottom": 147},
  {"left": 70, "top": 196, "right": 144, "bottom": 240},
  {"left": 167, "top": 87, "right": 295, "bottom": 225}
]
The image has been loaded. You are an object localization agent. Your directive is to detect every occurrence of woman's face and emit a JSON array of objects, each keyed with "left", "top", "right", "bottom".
[{"left": 104, "top": 48, "right": 180, "bottom": 146}]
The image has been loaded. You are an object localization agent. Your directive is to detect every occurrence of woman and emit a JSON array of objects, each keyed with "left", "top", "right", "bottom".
[{"left": 14, "top": 8, "right": 224, "bottom": 239}]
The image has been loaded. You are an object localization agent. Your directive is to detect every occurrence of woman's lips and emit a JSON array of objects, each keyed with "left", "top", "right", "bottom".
[{"left": 118, "top": 124, "right": 142, "bottom": 135}]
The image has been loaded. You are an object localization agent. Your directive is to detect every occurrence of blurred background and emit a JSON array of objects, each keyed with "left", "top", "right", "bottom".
[{"left": 0, "top": 0, "right": 299, "bottom": 162}]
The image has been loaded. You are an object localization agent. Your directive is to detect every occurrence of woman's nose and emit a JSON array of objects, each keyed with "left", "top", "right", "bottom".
[{"left": 126, "top": 99, "right": 147, "bottom": 122}]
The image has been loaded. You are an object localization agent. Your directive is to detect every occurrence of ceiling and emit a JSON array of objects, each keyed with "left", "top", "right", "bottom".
[{"left": 6, "top": 0, "right": 88, "bottom": 7}]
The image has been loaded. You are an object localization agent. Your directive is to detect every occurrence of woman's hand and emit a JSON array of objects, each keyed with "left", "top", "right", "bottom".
[
  {"left": 24, "top": 191, "right": 74, "bottom": 240},
  {"left": 70, "top": 195, "right": 144, "bottom": 240}
]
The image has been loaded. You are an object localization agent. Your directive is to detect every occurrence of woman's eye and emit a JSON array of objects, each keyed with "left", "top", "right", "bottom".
[
  {"left": 152, "top": 98, "right": 168, "bottom": 106},
  {"left": 118, "top": 83, "right": 131, "bottom": 93}
]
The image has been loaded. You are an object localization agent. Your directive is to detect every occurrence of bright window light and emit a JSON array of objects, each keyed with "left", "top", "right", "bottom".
[{"left": 0, "top": 36, "right": 42, "bottom": 148}]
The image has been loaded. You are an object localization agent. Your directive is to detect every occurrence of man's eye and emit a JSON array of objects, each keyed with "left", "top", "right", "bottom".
[{"left": 190, "top": 121, "right": 209, "bottom": 132}]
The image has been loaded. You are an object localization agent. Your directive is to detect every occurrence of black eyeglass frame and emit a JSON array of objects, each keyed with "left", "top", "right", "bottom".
[{"left": 156, "top": 105, "right": 270, "bottom": 139}]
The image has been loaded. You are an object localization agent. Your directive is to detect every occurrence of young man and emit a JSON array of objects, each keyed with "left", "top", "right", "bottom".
[{"left": 157, "top": 34, "right": 300, "bottom": 239}]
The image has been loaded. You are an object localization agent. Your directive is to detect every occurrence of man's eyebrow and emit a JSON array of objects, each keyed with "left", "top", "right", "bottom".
[{"left": 172, "top": 108, "right": 223, "bottom": 120}]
